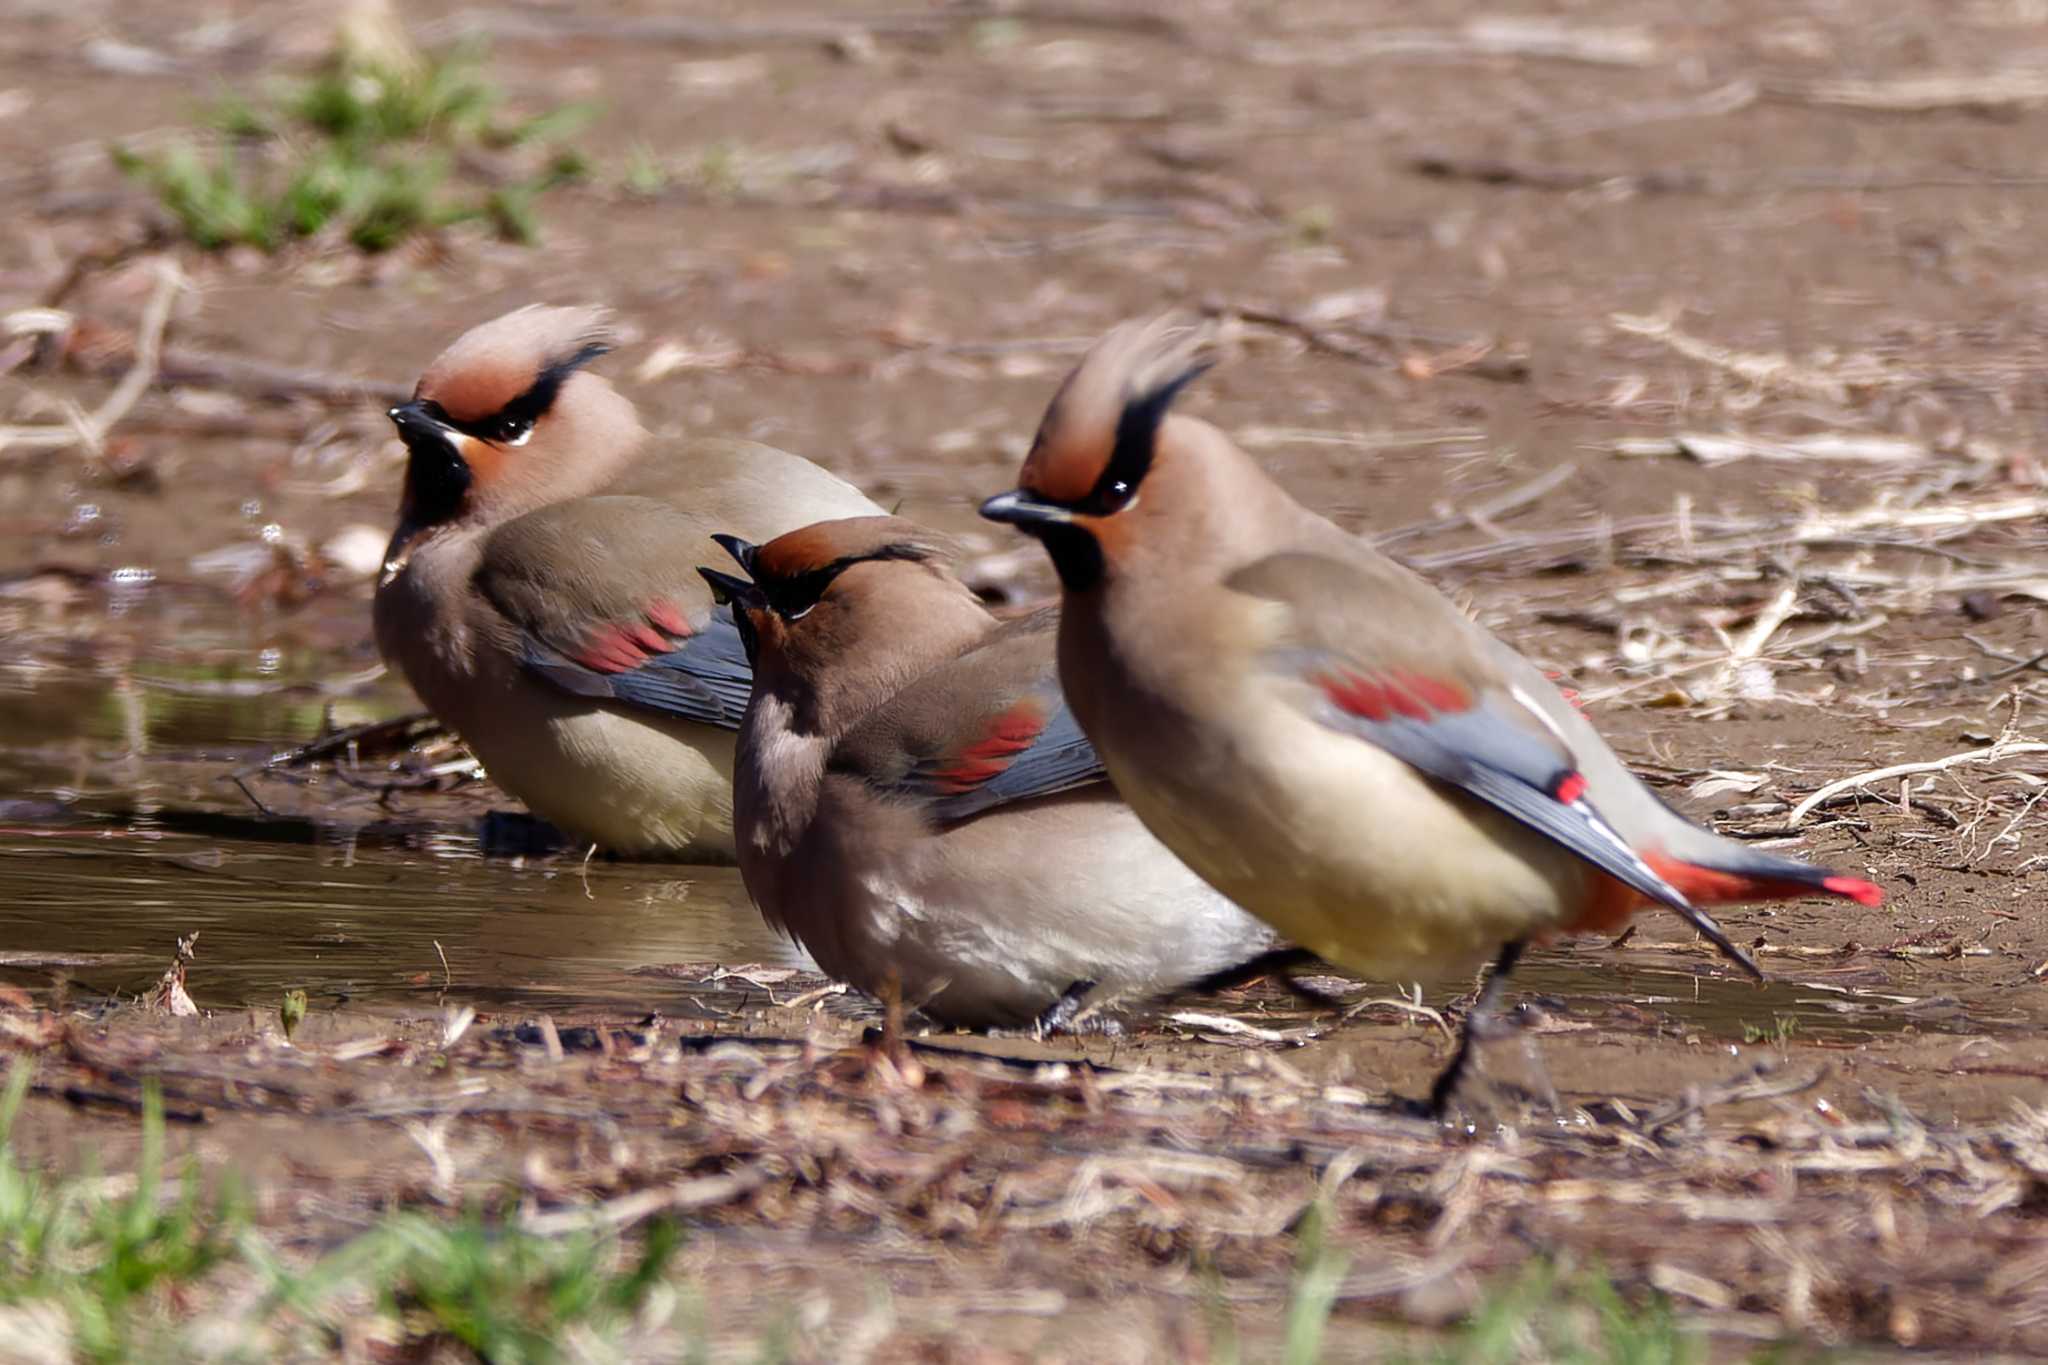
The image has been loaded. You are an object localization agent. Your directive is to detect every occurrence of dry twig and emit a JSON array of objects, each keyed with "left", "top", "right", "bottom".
[
  {"left": 1769, "top": 70, "right": 2048, "bottom": 113},
  {"left": 1, "top": 260, "right": 185, "bottom": 458},
  {"left": 1788, "top": 737, "right": 2048, "bottom": 827}
]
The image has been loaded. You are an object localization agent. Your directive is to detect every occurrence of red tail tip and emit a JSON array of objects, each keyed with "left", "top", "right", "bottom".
[{"left": 1821, "top": 875, "right": 1884, "bottom": 907}]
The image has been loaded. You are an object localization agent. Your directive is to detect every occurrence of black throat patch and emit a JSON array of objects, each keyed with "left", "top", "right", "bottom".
[{"left": 1034, "top": 522, "right": 1105, "bottom": 593}]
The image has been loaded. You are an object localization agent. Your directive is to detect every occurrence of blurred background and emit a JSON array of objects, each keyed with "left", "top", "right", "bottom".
[{"left": 2, "top": 0, "right": 2044, "bottom": 1016}]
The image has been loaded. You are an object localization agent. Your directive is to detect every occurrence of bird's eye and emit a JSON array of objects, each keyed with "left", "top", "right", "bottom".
[
  {"left": 1079, "top": 477, "right": 1139, "bottom": 517},
  {"left": 493, "top": 418, "right": 534, "bottom": 447},
  {"left": 768, "top": 583, "right": 821, "bottom": 621},
  {"left": 764, "top": 565, "right": 843, "bottom": 620},
  {"left": 1075, "top": 360, "right": 1207, "bottom": 516}
]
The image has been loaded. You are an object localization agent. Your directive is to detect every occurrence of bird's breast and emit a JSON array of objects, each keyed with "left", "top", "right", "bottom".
[{"left": 1102, "top": 683, "right": 1602, "bottom": 982}]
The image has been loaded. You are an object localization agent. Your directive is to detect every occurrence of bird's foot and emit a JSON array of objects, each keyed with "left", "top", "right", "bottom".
[
  {"left": 1511, "top": 1016, "right": 1561, "bottom": 1112},
  {"left": 1029, "top": 980, "right": 1125, "bottom": 1037},
  {"left": 1278, "top": 973, "right": 1352, "bottom": 1010},
  {"left": 1415, "top": 942, "right": 1529, "bottom": 1120},
  {"left": 478, "top": 810, "right": 571, "bottom": 858},
  {"left": 1423, "top": 1003, "right": 1559, "bottom": 1121},
  {"left": 1035, "top": 979, "right": 1096, "bottom": 1035}
]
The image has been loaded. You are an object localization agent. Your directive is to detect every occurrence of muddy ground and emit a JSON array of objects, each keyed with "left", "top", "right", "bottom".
[{"left": 5, "top": 0, "right": 2048, "bottom": 1357}]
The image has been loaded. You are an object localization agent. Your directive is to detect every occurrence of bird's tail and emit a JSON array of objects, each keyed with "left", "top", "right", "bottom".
[{"left": 1644, "top": 842, "right": 1884, "bottom": 908}]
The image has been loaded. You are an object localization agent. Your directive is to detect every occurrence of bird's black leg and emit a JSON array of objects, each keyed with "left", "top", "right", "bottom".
[
  {"left": 1427, "top": 940, "right": 1526, "bottom": 1118},
  {"left": 1190, "top": 946, "right": 1341, "bottom": 1006},
  {"left": 1034, "top": 979, "right": 1099, "bottom": 1037}
]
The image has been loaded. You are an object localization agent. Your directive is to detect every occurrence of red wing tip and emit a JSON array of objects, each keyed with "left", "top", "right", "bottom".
[
  {"left": 1822, "top": 875, "right": 1884, "bottom": 906},
  {"left": 927, "top": 705, "right": 1046, "bottom": 792},
  {"left": 645, "top": 599, "right": 693, "bottom": 637},
  {"left": 1552, "top": 771, "right": 1588, "bottom": 806},
  {"left": 1317, "top": 668, "right": 1474, "bottom": 723}
]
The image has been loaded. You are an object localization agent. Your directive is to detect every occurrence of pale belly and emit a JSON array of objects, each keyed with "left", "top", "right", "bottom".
[
  {"left": 1104, "top": 704, "right": 1595, "bottom": 981},
  {"left": 425, "top": 666, "right": 738, "bottom": 861},
  {"left": 748, "top": 788, "right": 1276, "bottom": 1028},
  {"left": 474, "top": 700, "right": 738, "bottom": 861}
]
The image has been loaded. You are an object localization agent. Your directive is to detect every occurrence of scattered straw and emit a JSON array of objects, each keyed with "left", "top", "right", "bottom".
[
  {"left": 1788, "top": 735, "right": 2048, "bottom": 826},
  {"left": 0, "top": 259, "right": 185, "bottom": 458}
]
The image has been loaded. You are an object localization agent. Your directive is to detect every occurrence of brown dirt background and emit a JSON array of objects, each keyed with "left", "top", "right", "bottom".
[{"left": 6, "top": 0, "right": 2048, "bottom": 1358}]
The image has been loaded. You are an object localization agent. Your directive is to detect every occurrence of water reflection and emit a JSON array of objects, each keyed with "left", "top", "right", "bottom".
[{"left": 0, "top": 831, "right": 806, "bottom": 1014}]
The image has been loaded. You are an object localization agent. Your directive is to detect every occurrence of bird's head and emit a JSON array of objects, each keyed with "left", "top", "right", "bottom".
[
  {"left": 979, "top": 315, "right": 1215, "bottom": 593},
  {"left": 388, "top": 304, "right": 641, "bottom": 533},
  {"left": 696, "top": 516, "right": 962, "bottom": 681}
]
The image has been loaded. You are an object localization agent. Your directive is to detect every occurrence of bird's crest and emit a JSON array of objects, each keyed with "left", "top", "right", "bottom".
[
  {"left": 1019, "top": 315, "right": 1214, "bottom": 510},
  {"left": 415, "top": 304, "right": 617, "bottom": 428},
  {"left": 750, "top": 516, "right": 949, "bottom": 584},
  {"left": 708, "top": 516, "right": 958, "bottom": 623}
]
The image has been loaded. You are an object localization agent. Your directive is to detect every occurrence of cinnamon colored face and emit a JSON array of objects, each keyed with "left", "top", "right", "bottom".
[
  {"left": 982, "top": 317, "right": 1211, "bottom": 592},
  {"left": 389, "top": 306, "right": 614, "bottom": 527}
]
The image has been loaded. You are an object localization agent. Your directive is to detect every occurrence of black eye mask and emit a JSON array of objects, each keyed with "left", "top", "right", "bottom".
[
  {"left": 1068, "top": 361, "right": 1210, "bottom": 516},
  {"left": 434, "top": 340, "right": 612, "bottom": 447},
  {"left": 390, "top": 341, "right": 613, "bottom": 525},
  {"left": 710, "top": 535, "right": 934, "bottom": 621}
]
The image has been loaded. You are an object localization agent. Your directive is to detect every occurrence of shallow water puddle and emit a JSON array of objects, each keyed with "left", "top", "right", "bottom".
[
  {"left": 0, "top": 646, "right": 2033, "bottom": 1042},
  {"left": 0, "top": 830, "right": 803, "bottom": 1014},
  {"left": 0, "top": 641, "right": 805, "bottom": 1016},
  {"left": 0, "top": 800, "right": 2023, "bottom": 1045}
]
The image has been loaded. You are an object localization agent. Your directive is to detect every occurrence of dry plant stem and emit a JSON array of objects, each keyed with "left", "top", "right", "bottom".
[
  {"left": 1703, "top": 582, "right": 1800, "bottom": 696},
  {"left": 1967, "top": 639, "right": 2048, "bottom": 682},
  {"left": 1408, "top": 152, "right": 2048, "bottom": 195},
  {"left": 1788, "top": 739, "right": 2048, "bottom": 826},
  {"left": 1166, "top": 1012, "right": 1299, "bottom": 1043},
  {"left": 154, "top": 344, "right": 412, "bottom": 405},
  {"left": 1533, "top": 78, "right": 1759, "bottom": 139},
  {"left": 1767, "top": 71, "right": 2048, "bottom": 112},
  {"left": 0, "top": 260, "right": 184, "bottom": 457},
  {"left": 442, "top": 4, "right": 1186, "bottom": 48},
  {"left": 1409, "top": 152, "right": 1716, "bottom": 194},
  {"left": 1641, "top": 1063, "right": 1826, "bottom": 1136},
  {"left": 1404, "top": 490, "right": 2048, "bottom": 574},
  {"left": 1609, "top": 312, "right": 1901, "bottom": 402},
  {"left": 1201, "top": 298, "right": 1531, "bottom": 383},
  {"left": 1247, "top": 20, "right": 1661, "bottom": 69},
  {"left": 520, "top": 1165, "right": 780, "bottom": 1237},
  {"left": 1335, "top": 994, "right": 1454, "bottom": 1039},
  {"left": 39, "top": 237, "right": 163, "bottom": 310}
]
